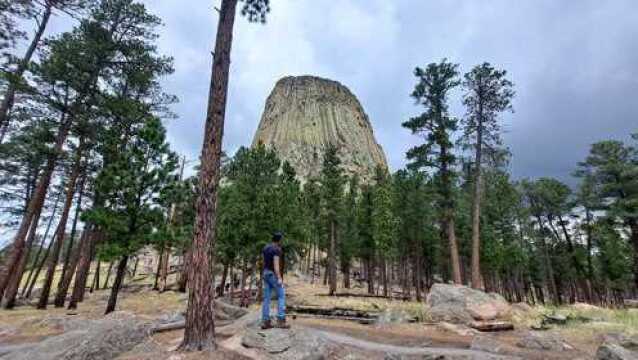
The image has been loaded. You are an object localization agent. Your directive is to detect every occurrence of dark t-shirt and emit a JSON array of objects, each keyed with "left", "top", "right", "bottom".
[{"left": 262, "top": 243, "right": 282, "bottom": 272}]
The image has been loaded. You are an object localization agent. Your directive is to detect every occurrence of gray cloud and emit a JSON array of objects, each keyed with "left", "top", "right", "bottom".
[{"left": 48, "top": 0, "right": 638, "bottom": 182}]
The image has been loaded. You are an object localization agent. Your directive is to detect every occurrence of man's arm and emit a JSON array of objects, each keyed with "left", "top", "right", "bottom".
[{"left": 273, "top": 255, "right": 283, "bottom": 285}]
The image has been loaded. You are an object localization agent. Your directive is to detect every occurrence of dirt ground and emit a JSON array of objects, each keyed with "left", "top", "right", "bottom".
[{"left": 0, "top": 269, "right": 635, "bottom": 359}]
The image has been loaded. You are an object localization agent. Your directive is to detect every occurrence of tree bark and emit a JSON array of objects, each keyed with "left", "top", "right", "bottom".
[
  {"left": 630, "top": 220, "right": 638, "bottom": 290},
  {"left": 25, "top": 236, "right": 54, "bottom": 298},
  {"left": 447, "top": 216, "right": 463, "bottom": 285},
  {"left": 328, "top": 220, "right": 337, "bottom": 296},
  {"left": 38, "top": 145, "right": 83, "bottom": 309},
  {"left": 103, "top": 261, "right": 114, "bottom": 289},
  {"left": 470, "top": 116, "right": 483, "bottom": 289},
  {"left": 180, "top": 0, "right": 238, "bottom": 351},
  {"left": 104, "top": 256, "right": 128, "bottom": 314},
  {"left": 3, "top": 206, "right": 43, "bottom": 308},
  {"left": 59, "top": 175, "right": 85, "bottom": 285},
  {"left": 54, "top": 230, "right": 86, "bottom": 307},
  {"left": 68, "top": 227, "right": 96, "bottom": 309},
  {"left": 178, "top": 248, "right": 189, "bottom": 293},
  {"left": 0, "top": 3, "right": 53, "bottom": 140}
]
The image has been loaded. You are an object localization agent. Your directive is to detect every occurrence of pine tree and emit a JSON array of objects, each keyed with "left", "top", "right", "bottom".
[
  {"left": 320, "top": 144, "right": 344, "bottom": 296},
  {"left": 372, "top": 166, "right": 397, "bottom": 297},
  {"left": 87, "top": 116, "right": 177, "bottom": 314},
  {"left": 460, "top": 63, "right": 514, "bottom": 289},
  {"left": 402, "top": 59, "right": 463, "bottom": 284},
  {"left": 182, "top": 0, "right": 270, "bottom": 350}
]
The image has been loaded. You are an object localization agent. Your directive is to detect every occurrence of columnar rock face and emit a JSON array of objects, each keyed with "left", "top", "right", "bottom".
[{"left": 252, "top": 75, "right": 388, "bottom": 182}]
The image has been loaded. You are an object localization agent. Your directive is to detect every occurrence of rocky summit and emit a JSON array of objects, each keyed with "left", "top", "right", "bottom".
[{"left": 252, "top": 75, "right": 388, "bottom": 182}]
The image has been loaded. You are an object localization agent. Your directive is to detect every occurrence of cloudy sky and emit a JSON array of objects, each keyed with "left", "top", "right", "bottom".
[{"left": 48, "top": 0, "right": 638, "bottom": 183}]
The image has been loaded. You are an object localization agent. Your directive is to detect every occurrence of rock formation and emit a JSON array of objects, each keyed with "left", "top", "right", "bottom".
[{"left": 252, "top": 75, "right": 388, "bottom": 182}]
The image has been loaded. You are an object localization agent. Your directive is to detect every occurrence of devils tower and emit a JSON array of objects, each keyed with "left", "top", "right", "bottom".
[{"left": 252, "top": 76, "right": 388, "bottom": 182}]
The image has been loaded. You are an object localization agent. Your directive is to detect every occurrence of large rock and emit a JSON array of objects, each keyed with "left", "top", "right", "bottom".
[
  {"left": 1, "top": 312, "right": 150, "bottom": 360},
  {"left": 596, "top": 333, "right": 638, "bottom": 359},
  {"left": 516, "top": 332, "right": 573, "bottom": 351},
  {"left": 252, "top": 75, "right": 388, "bottom": 182},
  {"left": 426, "top": 284, "right": 511, "bottom": 324}
]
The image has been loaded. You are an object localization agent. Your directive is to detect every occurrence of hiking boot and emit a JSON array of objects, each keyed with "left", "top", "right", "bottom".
[
  {"left": 261, "top": 320, "right": 273, "bottom": 330},
  {"left": 275, "top": 318, "right": 290, "bottom": 329}
]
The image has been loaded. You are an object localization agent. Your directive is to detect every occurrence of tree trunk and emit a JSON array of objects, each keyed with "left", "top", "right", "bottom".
[
  {"left": 54, "top": 230, "right": 86, "bottom": 308},
  {"left": 38, "top": 147, "right": 84, "bottom": 309},
  {"left": 68, "top": 227, "right": 96, "bottom": 309},
  {"left": 21, "top": 190, "right": 63, "bottom": 297},
  {"left": 0, "top": 3, "right": 53, "bottom": 140},
  {"left": 91, "top": 260, "right": 100, "bottom": 293},
  {"left": 159, "top": 246, "right": 170, "bottom": 292},
  {"left": 103, "top": 261, "right": 114, "bottom": 289},
  {"left": 366, "top": 257, "right": 375, "bottom": 294},
  {"left": 3, "top": 207, "right": 43, "bottom": 308},
  {"left": 153, "top": 249, "right": 162, "bottom": 290},
  {"left": 328, "top": 220, "right": 337, "bottom": 295},
  {"left": 342, "top": 262, "right": 350, "bottom": 289},
  {"left": 25, "top": 237, "right": 54, "bottom": 299},
  {"left": 178, "top": 248, "right": 189, "bottom": 293},
  {"left": 630, "top": 220, "right": 638, "bottom": 290},
  {"left": 59, "top": 175, "right": 85, "bottom": 285},
  {"left": 470, "top": 120, "right": 483, "bottom": 289},
  {"left": 104, "top": 256, "right": 128, "bottom": 314},
  {"left": 447, "top": 216, "right": 463, "bottom": 285},
  {"left": 219, "top": 263, "right": 228, "bottom": 297},
  {"left": 0, "top": 105, "right": 72, "bottom": 298},
  {"left": 180, "top": 0, "right": 238, "bottom": 351}
]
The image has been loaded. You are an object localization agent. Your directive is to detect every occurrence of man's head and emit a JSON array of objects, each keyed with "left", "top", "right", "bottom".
[{"left": 272, "top": 231, "right": 283, "bottom": 243}]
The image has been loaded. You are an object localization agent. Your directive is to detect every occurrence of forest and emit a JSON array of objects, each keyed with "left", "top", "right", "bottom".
[{"left": 0, "top": 0, "right": 637, "bottom": 354}]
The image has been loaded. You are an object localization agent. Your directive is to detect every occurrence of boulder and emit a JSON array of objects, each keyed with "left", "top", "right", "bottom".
[
  {"left": 426, "top": 284, "right": 511, "bottom": 324},
  {"left": 596, "top": 333, "right": 638, "bottom": 359},
  {"left": 516, "top": 332, "right": 572, "bottom": 351},
  {"left": 596, "top": 342, "right": 638, "bottom": 360},
  {"left": 1, "top": 312, "right": 150, "bottom": 360}
]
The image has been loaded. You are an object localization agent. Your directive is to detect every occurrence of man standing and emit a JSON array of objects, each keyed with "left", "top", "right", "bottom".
[{"left": 261, "top": 231, "right": 290, "bottom": 329}]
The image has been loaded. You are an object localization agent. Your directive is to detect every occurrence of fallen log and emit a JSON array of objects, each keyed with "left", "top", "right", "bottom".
[
  {"left": 291, "top": 313, "right": 376, "bottom": 325},
  {"left": 316, "top": 292, "right": 411, "bottom": 301},
  {"left": 624, "top": 299, "right": 638, "bottom": 308},
  {"left": 287, "top": 305, "right": 379, "bottom": 320},
  {"left": 470, "top": 321, "right": 514, "bottom": 332}
]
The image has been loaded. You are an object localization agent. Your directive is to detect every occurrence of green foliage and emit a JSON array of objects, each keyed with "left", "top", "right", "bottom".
[
  {"left": 87, "top": 117, "right": 177, "bottom": 260},
  {"left": 217, "top": 144, "right": 307, "bottom": 268}
]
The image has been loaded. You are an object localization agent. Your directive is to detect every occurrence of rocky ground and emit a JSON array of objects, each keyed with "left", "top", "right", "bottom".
[{"left": 0, "top": 271, "right": 637, "bottom": 359}]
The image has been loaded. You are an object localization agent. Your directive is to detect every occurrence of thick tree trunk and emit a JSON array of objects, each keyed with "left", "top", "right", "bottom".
[
  {"left": 328, "top": 220, "right": 337, "bottom": 295},
  {"left": 104, "top": 256, "right": 128, "bottom": 314},
  {"left": 470, "top": 121, "right": 483, "bottom": 289},
  {"left": 21, "top": 191, "right": 63, "bottom": 297},
  {"left": 342, "top": 262, "right": 350, "bottom": 289},
  {"left": 159, "top": 246, "right": 170, "bottom": 292},
  {"left": 447, "top": 216, "right": 463, "bottom": 285},
  {"left": 54, "top": 230, "right": 86, "bottom": 307},
  {"left": 440, "top": 144, "right": 462, "bottom": 285},
  {"left": 0, "top": 3, "right": 52, "bottom": 140},
  {"left": 180, "top": 0, "right": 238, "bottom": 351},
  {"left": 38, "top": 147, "right": 83, "bottom": 309},
  {"left": 68, "top": 227, "right": 96, "bottom": 309},
  {"left": 3, "top": 207, "right": 43, "bottom": 308}
]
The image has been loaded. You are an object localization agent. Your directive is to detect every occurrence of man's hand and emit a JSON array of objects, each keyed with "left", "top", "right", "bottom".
[{"left": 277, "top": 278, "right": 283, "bottom": 286}]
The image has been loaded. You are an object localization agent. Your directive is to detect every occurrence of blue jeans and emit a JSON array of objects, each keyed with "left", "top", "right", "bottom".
[{"left": 262, "top": 270, "right": 285, "bottom": 321}]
